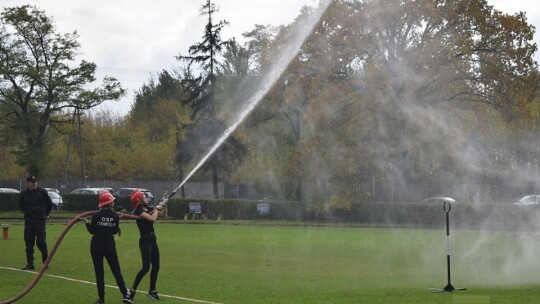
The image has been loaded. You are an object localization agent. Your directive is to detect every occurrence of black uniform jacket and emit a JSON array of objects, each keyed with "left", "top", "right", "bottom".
[
  {"left": 19, "top": 187, "right": 53, "bottom": 218},
  {"left": 86, "top": 208, "right": 121, "bottom": 240}
]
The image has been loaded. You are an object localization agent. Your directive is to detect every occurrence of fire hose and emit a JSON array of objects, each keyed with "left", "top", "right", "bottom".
[
  {"left": 0, "top": 210, "right": 144, "bottom": 304},
  {"left": 1, "top": 184, "right": 174, "bottom": 303}
]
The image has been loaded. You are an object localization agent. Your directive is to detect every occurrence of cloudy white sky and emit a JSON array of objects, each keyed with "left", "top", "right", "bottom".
[{"left": 2, "top": 0, "right": 539, "bottom": 115}]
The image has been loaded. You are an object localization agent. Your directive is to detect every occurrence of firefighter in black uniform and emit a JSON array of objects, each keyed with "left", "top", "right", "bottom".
[
  {"left": 80, "top": 191, "right": 133, "bottom": 304},
  {"left": 19, "top": 175, "right": 53, "bottom": 270},
  {"left": 127, "top": 190, "right": 163, "bottom": 301}
]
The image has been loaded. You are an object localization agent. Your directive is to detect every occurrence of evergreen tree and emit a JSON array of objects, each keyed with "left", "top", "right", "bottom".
[{"left": 176, "top": 0, "right": 246, "bottom": 199}]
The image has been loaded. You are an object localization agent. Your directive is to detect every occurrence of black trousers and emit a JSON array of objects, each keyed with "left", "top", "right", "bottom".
[
  {"left": 132, "top": 235, "right": 160, "bottom": 291},
  {"left": 24, "top": 217, "right": 48, "bottom": 265},
  {"left": 90, "top": 237, "right": 128, "bottom": 300}
]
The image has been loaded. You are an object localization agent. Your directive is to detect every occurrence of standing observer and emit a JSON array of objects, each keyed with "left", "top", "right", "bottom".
[
  {"left": 128, "top": 190, "right": 163, "bottom": 301},
  {"left": 19, "top": 175, "right": 53, "bottom": 270},
  {"left": 80, "top": 191, "right": 133, "bottom": 304}
]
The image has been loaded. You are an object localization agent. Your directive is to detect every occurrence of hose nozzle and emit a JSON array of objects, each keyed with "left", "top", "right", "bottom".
[
  {"left": 158, "top": 198, "right": 169, "bottom": 206},
  {"left": 157, "top": 190, "right": 173, "bottom": 206}
]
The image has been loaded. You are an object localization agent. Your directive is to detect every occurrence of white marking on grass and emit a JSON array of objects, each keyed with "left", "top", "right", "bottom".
[{"left": 0, "top": 266, "right": 223, "bottom": 304}]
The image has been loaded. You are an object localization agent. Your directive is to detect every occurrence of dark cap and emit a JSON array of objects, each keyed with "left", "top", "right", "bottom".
[{"left": 26, "top": 176, "right": 38, "bottom": 182}]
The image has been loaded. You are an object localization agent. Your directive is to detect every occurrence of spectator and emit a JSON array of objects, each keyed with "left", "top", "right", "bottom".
[{"left": 20, "top": 175, "right": 53, "bottom": 270}]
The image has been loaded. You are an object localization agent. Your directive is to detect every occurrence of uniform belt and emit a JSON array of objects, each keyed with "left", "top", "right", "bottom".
[
  {"left": 140, "top": 232, "right": 156, "bottom": 238},
  {"left": 92, "top": 234, "right": 114, "bottom": 240}
]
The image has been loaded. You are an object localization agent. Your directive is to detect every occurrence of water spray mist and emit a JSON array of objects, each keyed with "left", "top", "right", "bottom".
[{"left": 156, "top": 0, "right": 333, "bottom": 207}]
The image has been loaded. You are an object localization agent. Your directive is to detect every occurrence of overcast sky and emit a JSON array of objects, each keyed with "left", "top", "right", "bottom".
[{"left": 2, "top": 0, "right": 539, "bottom": 115}]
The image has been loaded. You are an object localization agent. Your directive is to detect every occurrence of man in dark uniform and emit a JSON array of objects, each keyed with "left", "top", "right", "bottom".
[{"left": 19, "top": 175, "right": 53, "bottom": 270}]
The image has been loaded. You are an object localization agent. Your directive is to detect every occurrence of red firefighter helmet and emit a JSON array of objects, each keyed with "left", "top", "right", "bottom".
[
  {"left": 130, "top": 190, "right": 144, "bottom": 209},
  {"left": 98, "top": 191, "right": 115, "bottom": 207}
]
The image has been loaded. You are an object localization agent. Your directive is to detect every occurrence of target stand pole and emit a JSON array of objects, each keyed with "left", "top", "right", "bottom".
[{"left": 431, "top": 201, "right": 466, "bottom": 293}]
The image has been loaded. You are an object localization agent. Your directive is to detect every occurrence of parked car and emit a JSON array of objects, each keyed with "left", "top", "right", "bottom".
[
  {"left": 113, "top": 188, "right": 155, "bottom": 207},
  {"left": 45, "top": 187, "right": 60, "bottom": 194},
  {"left": 48, "top": 191, "right": 63, "bottom": 210},
  {"left": 422, "top": 196, "right": 456, "bottom": 204},
  {"left": 70, "top": 188, "right": 109, "bottom": 195},
  {"left": 513, "top": 195, "right": 540, "bottom": 206},
  {"left": 102, "top": 187, "right": 114, "bottom": 194},
  {"left": 0, "top": 188, "right": 20, "bottom": 193}
]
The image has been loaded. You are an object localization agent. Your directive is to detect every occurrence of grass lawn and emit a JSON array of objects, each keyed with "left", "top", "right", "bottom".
[{"left": 1, "top": 217, "right": 540, "bottom": 303}]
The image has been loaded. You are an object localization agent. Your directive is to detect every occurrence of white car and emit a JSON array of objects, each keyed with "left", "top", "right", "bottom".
[
  {"left": 70, "top": 188, "right": 108, "bottom": 195},
  {"left": 45, "top": 187, "right": 60, "bottom": 194},
  {"left": 0, "top": 188, "right": 20, "bottom": 193},
  {"left": 422, "top": 197, "right": 456, "bottom": 203},
  {"left": 513, "top": 195, "right": 540, "bottom": 206},
  {"left": 48, "top": 191, "right": 63, "bottom": 210}
]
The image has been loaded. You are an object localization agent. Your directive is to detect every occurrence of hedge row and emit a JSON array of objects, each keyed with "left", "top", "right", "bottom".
[
  {"left": 0, "top": 193, "right": 128, "bottom": 213},
  {"left": 0, "top": 193, "right": 19, "bottom": 211},
  {"left": 2, "top": 193, "right": 540, "bottom": 230},
  {"left": 166, "top": 199, "right": 540, "bottom": 230},
  {"left": 167, "top": 199, "right": 309, "bottom": 221}
]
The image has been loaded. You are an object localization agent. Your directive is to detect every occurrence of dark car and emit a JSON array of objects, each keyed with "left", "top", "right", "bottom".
[{"left": 113, "top": 188, "right": 155, "bottom": 208}]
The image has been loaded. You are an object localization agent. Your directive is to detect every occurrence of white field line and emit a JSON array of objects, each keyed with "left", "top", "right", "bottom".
[{"left": 0, "top": 266, "right": 223, "bottom": 304}]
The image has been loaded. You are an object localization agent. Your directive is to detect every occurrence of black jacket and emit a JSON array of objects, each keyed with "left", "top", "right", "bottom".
[
  {"left": 85, "top": 208, "right": 121, "bottom": 239},
  {"left": 20, "top": 187, "right": 53, "bottom": 217}
]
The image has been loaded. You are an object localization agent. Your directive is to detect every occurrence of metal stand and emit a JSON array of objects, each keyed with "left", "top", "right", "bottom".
[{"left": 431, "top": 201, "right": 466, "bottom": 293}]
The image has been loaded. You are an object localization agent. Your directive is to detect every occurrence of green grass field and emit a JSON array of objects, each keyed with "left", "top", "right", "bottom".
[{"left": 1, "top": 218, "right": 540, "bottom": 303}]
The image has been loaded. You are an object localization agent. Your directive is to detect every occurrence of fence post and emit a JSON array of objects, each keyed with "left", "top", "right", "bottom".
[{"left": 2, "top": 224, "right": 9, "bottom": 240}]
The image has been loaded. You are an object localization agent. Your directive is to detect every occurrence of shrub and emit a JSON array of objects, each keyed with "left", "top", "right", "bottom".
[{"left": 0, "top": 193, "right": 19, "bottom": 211}]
